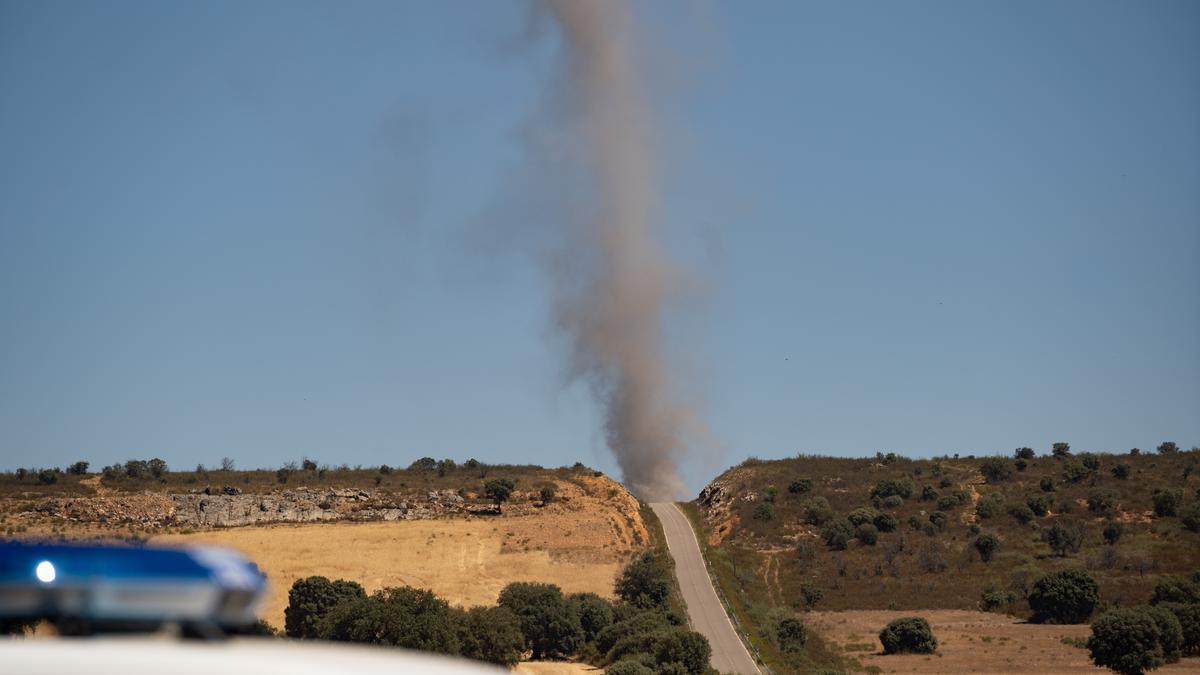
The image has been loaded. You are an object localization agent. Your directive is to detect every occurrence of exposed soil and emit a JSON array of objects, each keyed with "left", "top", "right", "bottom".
[{"left": 808, "top": 609, "right": 1200, "bottom": 674}]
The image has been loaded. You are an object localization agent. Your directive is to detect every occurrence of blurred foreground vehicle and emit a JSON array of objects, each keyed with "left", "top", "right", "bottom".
[{"left": 0, "top": 542, "right": 496, "bottom": 673}]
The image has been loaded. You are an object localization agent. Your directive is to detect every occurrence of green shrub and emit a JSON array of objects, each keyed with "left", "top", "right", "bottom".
[
  {"left": 1102, "top": 522, "right": 1123, "bottom": 545},
  {"left": 1150, "top": 575, "right": 1200, "bottom": 605},
  {"left": 1088, "top": 489, "right": 1118, "bottom": 515},
  {"left": 1153, "top": 489, "right": 1183, "bottom": 517},
  {"left": 1029, "top": 569, "right": 1099, "bottom": 624},
  {"left": 822, "top": 519, "right": 854, "bottom": 550},
  {"left": 318, "top": 586, "right": 460, "bottom": 654},
  {"left": 881, "top": 494, "right": 904, "bottom": 509},
  {"left": 804, "top": 497, "right": 835, "bottom": 525},
  {"left": 1157, "top": 442, "right": 1179, "bottom": 455},
  {"left": 973, "top": 533, "right": 1000, "bottom": 563},
  {"left": 788, "top": 479, "right": 812, "bottom": 495},
  {"left": 285, "top": 576, "right": 367, "bottom": 639},
  {"left": 871, "top": 478, "right": 914, "bottom": 499},
  {"left": 1052, "top": 442, "right": 1072, "bottom": 457},
  {"left": 606, "top": 628, "right": 711, "bottom": 675},
  {"left": 765, "top": 608, "right": 808, "bottom": 653},
  {"left": 975, "top": 496, "right": 1002, "bottom": 519},
  {"left": 1156, "top": 602, "right": 1200, "bottom": 656},
  {"left": 1088, "top": 607, "right": 1170, "bottom": 675},
  {"left": 614, "top": 552, "right": 673, "bottom": 609},
  {"left": 1009, "top": 504, "right": 1035, "bottom": 525},
  {"left": 455, "top": 605, "right": 526, "bottom": 666},
  {"left": 1026, "top": 494, "right": 1051, "bottom": 516},
  {"left": 939, "top": 477, "right": 953, "bottom": 488},
  {"left": 928, "top": 511, "right": 948, "bottom": 530},
  {"left": 981, "top": 588, "right": 1014, "bottom": 612},
  {"left": 936, "top": 495, "right": 959, "bottom": 511},
  {"left": 1040, "top": 476, "right": 1056, "bottom": 492},
  {"left": 856, "top": 523, "right": 879, "bottom": 545},
  {"left": 1015, "top": 447, "right": 1036, "bottom": 460},
  {"left": 879, "top": 616, "right": 937, "bottom": 654},
  {"left": 498, "top": 582, "right": 582, "bottom": 659},
  {"left": 980, "top": 458, "right": 1013, "bottom": 483},
  {"left": 568, "top": 592, "right": 613, "bottom": 643},
  {"left": 1044, "top": 518, "right": 1086, "bottom": 557},
  {"left": 753, "top": 502, "right": 775, "bottom": 521},
  {"left": 873, "top": 513, "right": 899, "bottom": 532},
  {"left": 1144, "top": 605, "right": 1184, "bottom": 663},
  {"left": 800, "top": 583, "right": 823, "bottom": 609},
  {"left": 36, "top": 469, "right": 58, "bottom": 485},
  {"left": 921, "top": 485, "right": 938, "bottom": 501},
  {"left": 606, "top": 660, "right": 654, "bottom": 675},
  {"left": 1111, "top": 464, "right": 1131, "bottom": 480},
  {"left": 847, "top": 507, "right": 879, "bottom": 527},
  {"left": 1182, "top": 504, "right": 1200, "bottom": 533},
  {"left": 1063, "top": 459, "right": 1091, "bottom": 484}
]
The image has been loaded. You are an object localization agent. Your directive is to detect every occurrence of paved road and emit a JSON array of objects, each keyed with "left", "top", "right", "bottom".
[{"left": 650, "top": 502, "right": 760, "bottom": 675}]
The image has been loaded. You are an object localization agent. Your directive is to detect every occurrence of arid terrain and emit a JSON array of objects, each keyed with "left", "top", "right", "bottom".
[{"left": 809, "top": 610, "right": 1200, "bottom": 674}]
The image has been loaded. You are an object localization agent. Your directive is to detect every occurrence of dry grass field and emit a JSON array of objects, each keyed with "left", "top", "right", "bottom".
[
  {"left": 151, "top": 474, "right": 648, "bottom": 629},
  {"left": 808, "top": 609, "right": 1200, "bottom": 674}
]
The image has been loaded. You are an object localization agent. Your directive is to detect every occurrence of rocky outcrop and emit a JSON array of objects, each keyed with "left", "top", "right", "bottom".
[{"left": 30, "top": 488, "right": 484, "bottom": 528}]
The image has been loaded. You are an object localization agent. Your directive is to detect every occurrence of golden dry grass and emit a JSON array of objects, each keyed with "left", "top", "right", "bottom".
[
  {"left": 808, "top": 609, "right": 1200, "bottom": 673},
  {"left": 156, "top": 519, "right": 626, "bottom": 629}
]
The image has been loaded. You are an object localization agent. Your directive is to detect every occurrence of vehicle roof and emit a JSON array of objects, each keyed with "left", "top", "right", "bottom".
[{"left": 0, "top": 637, "right": 501, "bottom": 674}]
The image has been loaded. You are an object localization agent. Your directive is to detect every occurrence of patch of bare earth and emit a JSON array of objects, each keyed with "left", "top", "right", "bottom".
[
  {"left": 513, "top": 663, "right": 600, "bottom": 674},
  {"left": 808, "top": 609, "right": 1200, "bottom": 674}
]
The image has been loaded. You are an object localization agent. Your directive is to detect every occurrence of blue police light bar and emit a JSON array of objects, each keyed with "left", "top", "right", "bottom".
[{"left": 0, "top": 542, "right": 266, "bottom": 629}]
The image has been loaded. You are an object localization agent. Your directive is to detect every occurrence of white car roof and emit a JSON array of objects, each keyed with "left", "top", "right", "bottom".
[{"left": 0, "top": 637, "right": 502, "bottom": 675}]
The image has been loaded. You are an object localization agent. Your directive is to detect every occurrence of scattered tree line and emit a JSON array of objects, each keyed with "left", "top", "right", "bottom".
[{"left": 280, "top": 552, "right": 711, "bottom": 673}]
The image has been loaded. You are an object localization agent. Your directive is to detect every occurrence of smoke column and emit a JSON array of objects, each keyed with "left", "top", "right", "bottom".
[{"left": 539, "top": 1, "right": 695, "bottom": 501}]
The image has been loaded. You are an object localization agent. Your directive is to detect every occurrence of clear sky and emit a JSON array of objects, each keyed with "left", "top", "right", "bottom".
[{"left": 1, "top": 1, "right": 1197, "bottom": 495}]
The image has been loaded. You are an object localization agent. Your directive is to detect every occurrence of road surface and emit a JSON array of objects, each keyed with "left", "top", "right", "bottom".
[{"left": 650, "top": 502, "right": 759, "bottom": 675}]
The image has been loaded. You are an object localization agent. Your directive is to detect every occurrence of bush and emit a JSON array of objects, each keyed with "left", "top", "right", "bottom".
[
  {"left": 752, "top": 502, "right": 775, "bottom": 521},
  {"left": 1088, "top": 489, "right": 1118, "bottom": 515},
  {"left": 498, "top": 582, "right": 582, "bottom": 659},
  {"left": 847, "top": 507, "right": 878, "bottom": 527},
  {"left": 1015, "top": 458, "right": 1029, "bottom": 472},
  {"left": 1063, "top": 459, "right": 1091, "bottom": 484},
  {"left": 1153, "top": 489, "right": 1183, "bottom": 517},
  {"left": 928, "top": 511, "right": 948, "bottom": 530},
  {"left": 1150, "top": 576, "right": 1200, "bottom": 605},
  {"left": 1040, "top": 476, "right": 1056, "bottom": 492},
  {"left": 1157, "top": 442, "right": 1179, "bottom": 455},
  {"left": 284, "top": 576, "right": 367, "bottom": 639},
  {"left": 36, "top": 469, "right": 58, "bottom": 485},
  {"left": 873, "top": 513, "right": 899, "bottom": 532},
  {"left": 936, "top": 496, "right": 959, "bottom": 511},
  {"left": 800, "top": 583, "right": 823, "bottom": 609},
  {"left": 1029, "top": 569, "right": 1099, "bottom": 623},
  {"left": 1009, "top": 504, "right": 1035, "bottom": 525},
  {"left": 1144, "top": 605, "right": 1184, "bottom": 663},
  {"left": 615, "top": 553, "right": 673, "bottom": 609},
  {"left": 804, "top": 497, "right": 835, "bottom": 525},
  {"left": 1027, "top": 494, "right": 1051, "bottom": 516},
  {"left": 66, "top": 461, "right": 89, "bottom": 475},
  {"left": 879, "top": 617, "right": 937, "bottom": 654},
  {"left": 1182, "top": 504, "right": 1200, "bottom": 533},
  {"left": 765, "top": 609, "right": 807, "bottom": 653},
  {"left": 1015, "top": 447, "right": 1036, "bottom": 460},
  {"left": 1052, "top": 442, "right": 1072, "bottom": 457},
  {"left": 597, "top": 611, "right": 676, "bottom": 655},
  {"left": 1157, "top": 602, "right": 1200, "bottom": 656},
  {"left": 485, "top": 478, "right": 515, "bottom": 512},
  {"left": 607, "top": 628, "right": 711, "bottom": 675},
  {"left": 1044, "top": 519, "right": 1087, "bottom": 557},
  {"left": 881, "top": 494, "right": 904, "bottom": 509},
  {"left": 1102, "top": 522, "right": 1123, "bottom": 545},
  {"left": 871, "top": 479, "right": 913, "bottom": 500},
  {"left": 981, "top": 588, "right": 1014, "bottom": 612},
  {"left": 319, "top": 586, "right": 460, "bottom": 654},
  {"left": 409, "top": 457, "right": 437, "bottom": 471},
  {"left": 856, "top": 523, "right": 879, "bottom": 545},
  {"left": 1088, "top": 607, "right": 1171, "bottom": 674},
  {"left": 974, "top": 533, "right": 1000, "bottom": 563},
  {"left": 1111, "top": 464, "right": 1131, "bottom": 480},
  {"left": 568, "top": 592, "right": 613, "bottom": 642},
  {"left": 822, "top": 519, "right": 854, "bottom": 550},
  {"left": 920, "top": 485, "right": 938, "bottom": 501},
  {"left": 975, "top": 497, "right": 1002, "bottom": 520},
  {"left": 980, "top": 458, "right": 1013, "bottom": 483},
  {"left": 607, "top": 660, "right": 654, "bottom": 675},
  {"left": 455, "top": 606, "right": 525, "bottom": 666},
  {"left": 939, "top": 477, "right": 953, "bottom": 488},
  {"left": 788, "top": 479, "right": 812, "bottom": 495}
]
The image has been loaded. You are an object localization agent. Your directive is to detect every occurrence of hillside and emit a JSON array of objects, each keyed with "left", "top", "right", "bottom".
[
  {"left": 0, "top": 462, "right": 651, "bottom": 631},
  {"left": 687, "top": 446, "right": 1200, "bottom": 673}
]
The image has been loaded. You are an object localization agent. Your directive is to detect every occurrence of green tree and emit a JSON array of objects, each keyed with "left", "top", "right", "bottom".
[
  {"left": 822, "top": 519, "right": 854, "bottom": 550},
  {"left": 319, "top": 586, "right": 460, "bottom": 654},
  {"left": 1044, "top": 519, "right": 1086, "bottom": 557},
  {"left": 856, "top": 523, "right": 878, "bottom": 545},
  {"left": 752, "top": 502, "right": 775, "bottom": 521},
  {"left": 1156, "top": 603, "right": 1200, "bottom": 656},
  {"left": 1029, "top": 569, "right": 1099, "bottom": 624},
  {"left": 1015, "top": 447, "right": 1036, "bottom": 460},
  {"left": 539, "top": 484, "right": 557, "bottom": 504},
  {"left": 485, "top": 478, "right": 516, "bottom": 513},
  {"left": 568, "top": 592, "right": 614, "bottom": 643},
  {"left": 1150, "top": 575, "right": 1200, "bottom": 605},
  {"left": 974, "top": 533, "right": 1000, "bottom": 563},
  {"left": 615, "top": 552, "right": 673, "bottom": 609},
  {"left": 980, "top": 457, "right": 1013, "bottom": 482},
  {"left": 788, "top": 479, "right": 812, "bottom": 495},
  {"left": 607, "top": 628, "right": 711, "bottom": 675},
  {"left": 879, "top": 617, "right": 937, "bottom": 654},
  {"left": 1157, "top": 441, "right": 1179, "bottom": 455},
  {"left": 409, "top": 457, "right": 437, "bottom": 471},
  {"left": 1153, "top": 489, "right": 1183, "bottom": 517},
  {"left": 498, "top": 582, "right": 582, "bottom": 659},
  {"left": 284, "top": 576, "right": 366, "bottom": 639},
  {"left": 1052, "top": 442, "right": 1072, "bottom": 457},
  {"left": 454, "top": 605, "right": 525, "bottom": 666},
  {"left": 1088, "top": 489, "right": 1119, "bottom": 515},
  {"left": 66, "top": 461, "right": 90, "bottom": 475},
  {"left": 1112, "top": 464, "right": 1131, "bottom": 480},
  {"left": 1088, "top": 607, "right": 1169, "bottom": 675},
  {"left": 147, "top": 458, "right": 168, "bottom": 478},
  {"left": 36, "top": 469, "right": 58, "bottom": 485}
]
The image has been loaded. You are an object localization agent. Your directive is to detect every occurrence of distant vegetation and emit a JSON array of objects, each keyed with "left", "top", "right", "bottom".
[
  {"left": 688, "top": 443, "right": 1200, "bottom": 674},
  {"left": 280, "top": 551, "right": 711, "bottom": 672}
]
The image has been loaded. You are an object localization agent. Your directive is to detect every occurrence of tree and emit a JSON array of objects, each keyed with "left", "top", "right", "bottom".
[
  {"left": 607, "top": 628, "right": 710, "bottom": 675},
  {"left": 1144, "top": 605, "right": 1184, "bottom": 663},
  {"left": 855, "top": 523, "right": 878, "bottom": 545},
  {"left": 1153, "top": 489, "right": 1183, "bottom": 517},
  {"left": 1027, "top": 494, "right": 1051, "bottom": 516},
  {"left": 497, "top": 582, "right": 582, "bottom": 659},
  {"left": 752, "top": 502, "right": 775, "bottom": 521},
  {"left": 1182, "top": 503, "right": 1200, "bottom": 533},
  {"left": 788, "top": 479, "right": 812, "bottom": 495},
  {"left": 319, "top": 586, "right": 460, "bottom": 655},
  {"left": 870, "top": 479, "right": 914, "bottom": 499},
  {"left": 302, "top": 458, "right": 318, "bottom": 471},
  {"left": 1044, "top": 519, "right": 1086, "bottom": 557},
  {"left": 1009, "top": 504, "right": 1035, "bottom": 525},
  {"left": 1088, "top": 607, "right": 1170, "bottom": 675},
  {"left": 437, "top": 458, "right": 457, "bottom": 476},
  {"left": 539, "top": 484, "right": 557, "bottom": 505},
  {"left": 873, "top": 512, "right": 899, "bottom": 532},
  {"left": 803, "top": 497, "right": 834, "bottom": 525},
  {"left": 980, "top": 458, "right": 1013, "bottom": 483},
  {"left": 1150, "top": 575, "right": 1200, "bottom": 605},
  {"left": 1157, "top": 441, "right": 1179, "bottom": 455},
  {"left": 1088, "top": 489, "right": 1118, "bottom": 515},
  {"left": 37, "top": 469, "right": 58, "bottom": 485},
  {"left": 1015, "top": 447, "right": 1036, "bottom": 460},
  {"left": 1052, "top": 442, "right": 1072, "bottom": 457},
  {"left": 822, "top": 519, "right": 854, "bottom": 550},
  {"left": 568, "top": 592, "right": 613, "bottom": 642},
  {"left": 409, "top": 457, "right": 437, "bottom": 471},
  {"left": 1063, "top": 459, "right": 1091, "bottom": 483},
  {"left": 147, "top": 458, "right": 168, "bottom": 478},
  {"left": 1029, "top": 569, "right": 1099, "bottom": 623},
  {"left": 920, "top": 485, "right": 938, "bottom": 501},
  {"left": 847, "top": 507, "right": 878, "bottom": 527},
  {"left": 220, "top": 457, "right": 235, "bottom": 471},
  {"left": 284, "top": 576, "right": 366, "bottom": 639},
  {"left": 879, "top": 617, "right": 937, "bottom": 654},
  {"left": 1157, "top": 603, "right": 1200, "bottom": 656},
  {"left": 485, "top": 478, "right": 515, "bottom": 513},
  {"left": 773, "top": 615, "right": 807, "bottom": 653},
  {"left": 1040, "top": 476, "right": 1056, "bottom": 492},
  {"left": 974, "top": 533, "right": 1000, "bottom": 563},
  {"left": 615, "top": 552, "right": 673, "bottom": 609},
  {"left": 1103, "top": 522, "right": 1123, "bottom": 545},
  {"left": 454, "top": 605, "right": 525, "bottom": 666},
  {"left": 66, "top": 461, "right": 90, "bottom": 476},
  {"left": 124, "top": 459, "right": 149, "bottom": 479}
]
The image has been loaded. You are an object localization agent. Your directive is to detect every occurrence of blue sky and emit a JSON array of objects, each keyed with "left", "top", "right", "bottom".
[{"left": 1, "top": 1, "right": 1196, "bottom": 494}]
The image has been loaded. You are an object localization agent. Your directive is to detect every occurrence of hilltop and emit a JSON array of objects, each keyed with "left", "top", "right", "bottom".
[{"left": 686, "top": 445, "right": 1200, "bottom": 673}]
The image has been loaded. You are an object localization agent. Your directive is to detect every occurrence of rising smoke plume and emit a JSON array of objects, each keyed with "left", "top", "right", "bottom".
[{"left": 536, "top": 1, "right": 698, "bottom": 501}]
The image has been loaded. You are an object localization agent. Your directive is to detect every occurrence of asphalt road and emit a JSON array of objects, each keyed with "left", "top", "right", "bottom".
[{"left": 650, "top": 502, "right": 760, "bottom": 675}]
